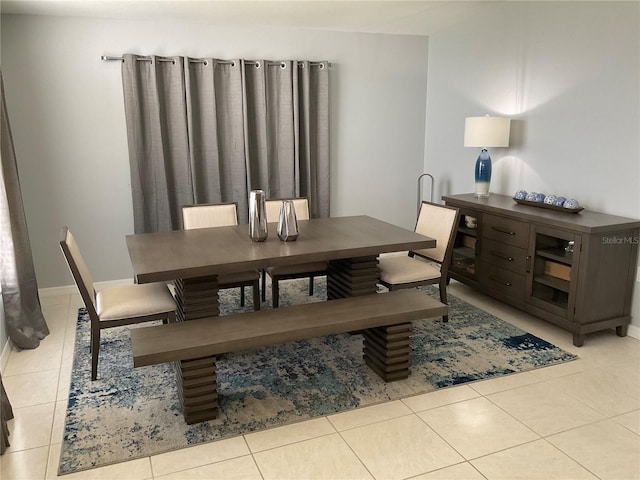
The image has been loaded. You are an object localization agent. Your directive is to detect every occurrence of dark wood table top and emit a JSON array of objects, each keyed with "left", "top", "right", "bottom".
[{"left": 126, "top": 215, "right": 436, "bottom": 284}]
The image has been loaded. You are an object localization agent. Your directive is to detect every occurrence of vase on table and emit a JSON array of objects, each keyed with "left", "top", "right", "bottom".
[
  {"left": 277, "top": 200, "right": 299, "bottom": 242},
  {"left": 248, "top": 190, "right": 268, "bottom": 242}
]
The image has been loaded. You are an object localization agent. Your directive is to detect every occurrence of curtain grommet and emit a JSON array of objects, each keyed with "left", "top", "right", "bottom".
[
  {"left": 255, "top": 61, "right": 261, "bottom": 69},
  {"left": 280, "top": 62, "right": 287, "bottom": 70}
]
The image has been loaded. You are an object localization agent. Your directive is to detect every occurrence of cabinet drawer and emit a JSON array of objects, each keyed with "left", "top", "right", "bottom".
[
  {"left": 480, "top": 238, "right": 528, "bottom": 274},
  {"left": 479, "top": 262, "right": 525, "bottom": 301},
  {"left": 483, "top": 214, "right": 530, "bottom": 249}
]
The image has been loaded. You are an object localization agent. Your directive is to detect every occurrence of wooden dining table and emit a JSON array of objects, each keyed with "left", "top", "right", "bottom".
[
  {"left": 126, "top": 215, "right": 436, "bottom": 317},
  {"left": 126, "top": 215, "right": 437, "bottom": 423}
]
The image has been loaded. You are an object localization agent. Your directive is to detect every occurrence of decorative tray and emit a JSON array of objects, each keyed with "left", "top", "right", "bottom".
[{"left": 513, "top": 198, "right": 584, "bottom": 214}]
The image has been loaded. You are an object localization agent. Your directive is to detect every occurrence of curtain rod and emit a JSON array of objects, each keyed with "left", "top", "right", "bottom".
[{"left": 100, "top": 55, "right": 330, "bottom": 68}]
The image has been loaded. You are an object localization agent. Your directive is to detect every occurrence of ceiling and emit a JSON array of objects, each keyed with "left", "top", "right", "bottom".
[{"left": 0, "top": 0, "right": 490, "bottom": 36}]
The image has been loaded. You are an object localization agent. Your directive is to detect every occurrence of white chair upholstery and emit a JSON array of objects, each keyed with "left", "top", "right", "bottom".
[
  {"left": 378, "top": 201, "right": 459, "bottom": 322},
  {"left": 182, "top": 203, "right": 238, "bottom": 229},
  {"left": 181, "top": 202, "right": 261, "bottom": 310},
  {"left": 96, "top": 284, "right": 176, "bottom": 320},
  {"left": 412, "top": 202, "right": 457, "bottom": 263},
  {"left": 263, "top": 197, "right": 328, "bottom": 307},
  {"left": 59, "top": 227, "right": 176, "bottom": 381},
  {"left": 377, "top": 256, "right": 441, "bottom": 284}
]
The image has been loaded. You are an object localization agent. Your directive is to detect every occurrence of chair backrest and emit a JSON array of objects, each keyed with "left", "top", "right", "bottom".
[
  {"left": 182, "top": 202, "right": 239, "bottom": 230},
  {"left": 412, "top": 201, "right": 459, "bottom": 264},
  {"left": 265, "top": 197, "right": 310, "bottom": 222},
  {"left": 59, "top": 226, "right": 98, "bottom": 318}
]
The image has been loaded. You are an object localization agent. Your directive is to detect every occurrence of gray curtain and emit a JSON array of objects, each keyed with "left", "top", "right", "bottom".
[
  {"left": 121, "top": 56, "right": 194, "bottom": 233},
  {"left": 0, "top": 70, "right": 49, "bottom": 350},
  {"left": 122, "top": 55, "right": 329, "bottom": 232},
  {"left": 185, "top": 59, "right": 249, "bottom": 216}
]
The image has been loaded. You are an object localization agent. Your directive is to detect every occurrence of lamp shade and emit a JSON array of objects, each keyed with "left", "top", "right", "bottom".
[{"left": 464, "top": 116, "right": 511, "bottom": 148}]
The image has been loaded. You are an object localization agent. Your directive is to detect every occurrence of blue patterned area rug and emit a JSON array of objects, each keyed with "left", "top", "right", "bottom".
[{"left": 59, "top": 279, "right": 577, "bottom": 475}]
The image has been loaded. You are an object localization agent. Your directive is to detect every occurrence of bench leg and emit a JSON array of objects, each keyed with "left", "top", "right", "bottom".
[
  {"left": 173, "top": 277, "right": 221, "bottom": 424},
  {"left": 363, "top": 322, "right": 412, "bottom": 381},
  {"left": 176, "top": 357, "right": 219, "bottom": 424}
]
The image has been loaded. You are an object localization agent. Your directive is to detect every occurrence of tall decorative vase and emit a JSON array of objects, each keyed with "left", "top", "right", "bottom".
[
  {"left": 248, "top": 190, "right": 268, "bottom": 242},
  {"left": 277, "top": 200, "right": 299, "bottom": 242},
  {"left": 474, "top": 148, "right": 492, "bottom": 198}
]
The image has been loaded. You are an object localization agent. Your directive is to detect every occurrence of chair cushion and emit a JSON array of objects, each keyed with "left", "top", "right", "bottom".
[
  {"left": 218, "top": 270, "right": 261, "bottom": 284},
  {"left": 96, "top": 282, "right": 175, "bottom": 321},
  {"left": 266, "top": 261, "right": 328, "bottom": 276},
  {"left": 379, "top": 256, "right": 441, "bottom": 284}
]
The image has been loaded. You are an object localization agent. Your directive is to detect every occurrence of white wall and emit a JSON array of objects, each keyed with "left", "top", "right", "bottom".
[
  {"left": 0, "top": 14, "right": 429, "bottom": 289},
  {"left": 424, "top": 1, "right": 640, "bottom": 327}
]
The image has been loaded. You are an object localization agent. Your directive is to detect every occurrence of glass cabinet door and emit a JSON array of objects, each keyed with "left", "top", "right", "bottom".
[
  {"left": 448, "top": 209, "right": 481, "bottom": 285},
  {"left": 526, "top": 225, "right": 580, "bottom": 319}
]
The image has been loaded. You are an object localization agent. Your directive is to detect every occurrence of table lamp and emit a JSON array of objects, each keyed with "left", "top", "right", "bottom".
[{"left": 464, "top": 115, "right": 511, "bottom": 197}]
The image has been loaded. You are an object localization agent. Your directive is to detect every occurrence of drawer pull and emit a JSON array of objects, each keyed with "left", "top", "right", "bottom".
[
  {"left": 491, "top": 226, "right": 516, "bottom": 236},
  {"left": 490, "top": 250, "right": 514, "bottom": 262},
  {"left": 489, "top": 275, "right": 512, "bottom": 287}
]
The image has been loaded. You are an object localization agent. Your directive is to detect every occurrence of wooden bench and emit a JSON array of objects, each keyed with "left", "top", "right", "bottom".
[{"left": 130, "top": 289, "right": 447, "bottom": 424}]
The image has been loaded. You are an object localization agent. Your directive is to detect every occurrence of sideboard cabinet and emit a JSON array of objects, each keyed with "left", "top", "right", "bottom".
[{"left": 442, "top": 193, "right": 640, "bottom": 346}]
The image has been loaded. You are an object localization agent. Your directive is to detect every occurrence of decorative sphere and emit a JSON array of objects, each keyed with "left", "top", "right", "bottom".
[
  {"left": 563, "top": 198, "right": 580, "bottom": 209},
  {"left": 534, "top": 193, "right": 546, "bottom": 202},
  {"left": 525, "top": 192, "right": 538, "bottom": 201},
  {"left": 514, "top": 190, "right": 528, "bottom": 200},
  {"left": 553, "top": 196, "right": 566, "bottom": 207},
  {"left": 544, "top": 195, "right": 557, "bottom": 205}
]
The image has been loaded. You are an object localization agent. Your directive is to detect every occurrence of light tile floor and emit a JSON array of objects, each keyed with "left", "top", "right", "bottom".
[{"left": 1, "top": 282, "right": 639, "bottom": 480}]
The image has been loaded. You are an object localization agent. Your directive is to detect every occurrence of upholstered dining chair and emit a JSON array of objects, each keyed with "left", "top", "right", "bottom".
[
  {"left": 59, "top": 226, "right": 176, "bottom": 381},
  {"left": 378, "top": 201, "right": 459, "bottom": 322},
  {"left": 263, "top": 197, "right": 328, "bottom": 308},
  {"left": 182, "top": 202, "right": 261, "bottom": 310}
]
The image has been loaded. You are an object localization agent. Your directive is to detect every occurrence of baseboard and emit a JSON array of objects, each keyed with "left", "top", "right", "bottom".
[
  {"left": 38, "top": 284, "right": 78, "bottom": 297},
  {"left": 1, "top": 338, "right": 11, "bottom": 373},
  {"left": 39, "top": 278, "right": 135, "bottom": 298}
]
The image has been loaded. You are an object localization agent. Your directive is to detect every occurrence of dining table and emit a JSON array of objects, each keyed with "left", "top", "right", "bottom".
[
  {"left": 126, "top": 214, "right": 437, "bottom": 422},
  {"left": 126, "top": 215, "right": 436, "bottom": 316}
]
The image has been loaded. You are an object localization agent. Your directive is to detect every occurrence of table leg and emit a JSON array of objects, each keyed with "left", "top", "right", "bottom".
[
  {"left": 174, "top": 277, "right": 220, "bottom": 321},
  {"left": 327, "top": 256, "right": 379, "bottom": 299},
  {"left": 174, "top": 276, "right": 220, "bottom": 424}
]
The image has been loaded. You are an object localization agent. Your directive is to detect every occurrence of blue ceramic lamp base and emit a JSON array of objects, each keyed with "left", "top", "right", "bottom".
[{"left": 474, "top": 148, "right": 492, "bottom": 198}]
